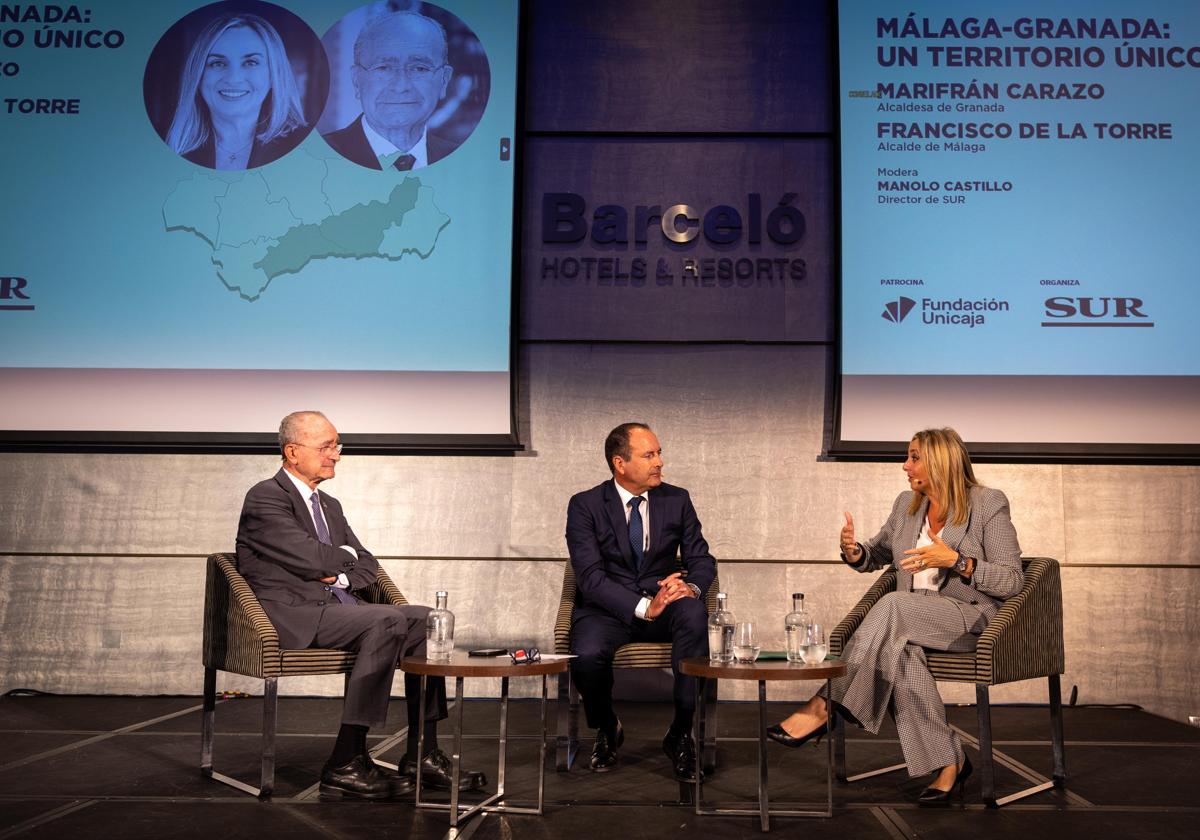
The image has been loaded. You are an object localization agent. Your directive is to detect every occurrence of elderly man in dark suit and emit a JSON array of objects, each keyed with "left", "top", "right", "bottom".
[
  {"left": 321, "top": 11, "right": 458, "bottom": 171},
  {"left": 565, "top": 422, "right": 717, "bottom": 782},
  {"left": 236, "top": 410, "right": 484, "bottom": 800}
]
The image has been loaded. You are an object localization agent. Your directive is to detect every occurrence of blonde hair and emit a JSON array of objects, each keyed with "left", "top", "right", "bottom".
[
  {"left": 906, "top": 427, "right": 979, "bottom": 526},
  {"left": 166, "top": 13, "right": 306, "bottom": 156}
]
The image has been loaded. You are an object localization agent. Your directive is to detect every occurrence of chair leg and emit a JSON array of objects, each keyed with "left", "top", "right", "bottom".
[
  {"left": 260, "top": 677, "right": 278, "bottom": 799},
  {"left": 976, "top": 684, "right": 997, "bottom": 807},
  {"left": 701, "top": 677, "right": 718, "bottom": 773},
  {"left": 569, "top": 675, "right": 580, "bottom": 766},
  {"left": 1048, "top": 673, "right": 1067, "bottom": 785},
  {"left": 556, "top": 670, "right": 576, "bottom": 771},
  {"left": 833, "top": 711, "right": 847, "bottom": 782},
  {"left": 201, "top": 667, "right": 216, "bottom": 776}
]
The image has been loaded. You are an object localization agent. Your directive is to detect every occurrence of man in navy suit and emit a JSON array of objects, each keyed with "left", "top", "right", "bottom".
[
  {"left": 236, "top": 411, "right": 484, "bottom": 799},
  {"left": 321, "top": 11, "right": 459, "bottom": 171},
  {"left": 565, "top": 423, "right": 716, "bottom": 781}
]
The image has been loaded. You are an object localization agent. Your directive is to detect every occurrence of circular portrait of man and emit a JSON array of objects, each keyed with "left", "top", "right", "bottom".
[
  {"left": 143, "top": 0, "right": 329, "bottom": 171},
  {"left": 318, "top": 2, "right": 491, "bottom": 171}
]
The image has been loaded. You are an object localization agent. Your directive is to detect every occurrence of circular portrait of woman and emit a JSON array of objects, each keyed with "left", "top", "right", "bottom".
[
  {"left": 143, "top": 0, "right": 329, "bottom": 170},
  {"left": 318, "top": 1, "right": 491, "bottom": 171}
]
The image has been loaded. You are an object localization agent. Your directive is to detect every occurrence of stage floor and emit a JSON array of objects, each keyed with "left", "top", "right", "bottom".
[{"left": 0, "top": 694, "right": 1197, "bottom": 839}]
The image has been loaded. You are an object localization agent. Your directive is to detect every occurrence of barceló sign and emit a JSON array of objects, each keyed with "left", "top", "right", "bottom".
[{"left": 541, "top": 193, "right": 806, "bottom": 246}]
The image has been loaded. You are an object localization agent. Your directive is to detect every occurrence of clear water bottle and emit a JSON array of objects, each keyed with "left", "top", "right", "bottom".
[
  {"left": 784, "top": 592, "right": 809, "bottom": 663},
  {"left": 426, "top": 590, "right": 455, "bottom": 662},
  {"left": 707, "top": 592, "right": 736, "bottom": 663}
]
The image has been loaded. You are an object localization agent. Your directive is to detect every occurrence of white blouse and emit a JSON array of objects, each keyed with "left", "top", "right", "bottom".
[{"left": 911, "top": 523, "right": 943, "bottom": 592}]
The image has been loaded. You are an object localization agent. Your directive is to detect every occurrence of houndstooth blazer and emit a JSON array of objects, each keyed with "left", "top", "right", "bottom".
[{"left": 847, "top": 485, "right": 1024, "bottom": 624}]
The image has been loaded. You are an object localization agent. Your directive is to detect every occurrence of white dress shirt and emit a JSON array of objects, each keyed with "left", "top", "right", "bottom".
[
  {"left": 361, "top": 116, "right": 429, "bottom": 169},
  {"left": 284, "top": 470, "right": 355, "bottom": 589}
]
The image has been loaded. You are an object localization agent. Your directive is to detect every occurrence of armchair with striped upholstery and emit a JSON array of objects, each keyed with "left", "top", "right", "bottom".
[
  {"left": 829, "top": 556, "right": 1067, "bottom": 807},
  {"left": 201, "top": 551, "right": 408, "bottom": 798},
  {"left": 553, "top": 561, "right": 720, "bottom": 772}
]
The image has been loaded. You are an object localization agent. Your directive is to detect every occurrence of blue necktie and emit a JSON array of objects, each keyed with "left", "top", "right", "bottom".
[
  {"left": 629, "top": 496, "right": 644, "bottom": 571},
  {"left": 312, "top": 492, "right": 356, "bottom": 605}
]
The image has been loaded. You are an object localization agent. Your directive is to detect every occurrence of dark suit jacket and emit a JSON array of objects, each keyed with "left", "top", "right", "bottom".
[
  {"left": 235, "top": 468, "right": 378, "bottom": 649},
  {"left": 849, "top": 485, "right": 1024, "bottom": 625},
  {"left": 321, "top": 115, "right": 457, "bottom": 169},
  {"left": 565, "top": 479, "right": 716, "bottom": 626}
]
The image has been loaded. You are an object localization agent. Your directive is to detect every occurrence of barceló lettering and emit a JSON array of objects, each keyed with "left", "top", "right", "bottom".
[{"left": 541, "top": 193, "right": 805, "bottom": 246}]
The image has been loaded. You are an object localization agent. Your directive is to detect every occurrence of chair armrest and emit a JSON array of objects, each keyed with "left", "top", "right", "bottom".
[
  {"left": 359, "top": 566, "right": 409, "bottom": 606},
  {"left": 202, "top": 552, "right": 281, "bottom": 678},
  {"left": 975, "top": 557, "right": 1064, "bottom": 685},
  {"left": 554, "top": 562, "right": 577, "bottom": 655},
  {"left": 829, "top": 568, "right": 897, "bottom": 657}
]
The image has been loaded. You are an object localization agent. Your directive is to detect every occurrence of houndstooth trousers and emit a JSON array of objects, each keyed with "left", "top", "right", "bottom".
[{"left": 825, "top": 590, "right": 986, "bottom": 777}]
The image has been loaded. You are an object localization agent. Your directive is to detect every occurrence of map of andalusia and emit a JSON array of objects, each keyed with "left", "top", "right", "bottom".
[{"left": 161, "top": 150, "right": 450, "bottom": 301}]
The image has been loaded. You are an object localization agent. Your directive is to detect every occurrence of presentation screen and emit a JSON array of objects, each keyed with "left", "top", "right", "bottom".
[
  {"left": 835, "top": 0, "right": 1200, "bottom": 458},
  {"left": 0, "top": 0, "right": 519, "bottom": 450}
]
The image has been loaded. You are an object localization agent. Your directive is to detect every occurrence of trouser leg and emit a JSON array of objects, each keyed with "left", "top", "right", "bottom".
[
  {"left": 570, "top": 611, "right": 632, "bottom": 731},
  {"left": 312, "top": 603, "right": 436, "bottom": 729},
  {"left": 657, "top": 597, "right": 707, "bottom": 731},
  {"left": 890, "top": 643, "right": 962, "bottom": 776},
  {"left": 821, "top": 592, "right": 980, "bottom": 772}
]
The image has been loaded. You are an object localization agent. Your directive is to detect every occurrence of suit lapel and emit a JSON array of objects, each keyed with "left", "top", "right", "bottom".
[
  {"left": 275, "top": 468, "right": 319, "bottom": 541},
  {"left": 940, "top": 513, "right": 968, "bottom": 555},
  {"left": 646, "top": 486, "right": 664, "bottom": 560},
  {"left": 603, "top": 481, "right": 635, "bottom": 566}
]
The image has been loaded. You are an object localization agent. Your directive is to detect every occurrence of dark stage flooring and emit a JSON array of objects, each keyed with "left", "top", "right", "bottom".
[{"left": 0, "top": 693, "right": 1197, "bottom": 839}]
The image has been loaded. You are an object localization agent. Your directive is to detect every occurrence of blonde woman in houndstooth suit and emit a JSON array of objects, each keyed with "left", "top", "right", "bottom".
[{"left": 768, "top": 427, "right": 1024, "bottom": 806}]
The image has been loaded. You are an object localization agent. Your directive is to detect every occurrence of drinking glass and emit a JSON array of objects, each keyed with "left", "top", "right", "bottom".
[
  {"left": 732, "top": 621, "right": 761, "bottom": 664},
  {"left": 800, "top": 623, "right": 827, "bottom": 666}
]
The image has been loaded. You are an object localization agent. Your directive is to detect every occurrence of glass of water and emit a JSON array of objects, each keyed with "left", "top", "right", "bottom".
[
  {"left": 732, "top": 621, "right": 761, "bottom": 664},
  {"left": 800, "top": 623, "right": 827, "bottom": 666}
]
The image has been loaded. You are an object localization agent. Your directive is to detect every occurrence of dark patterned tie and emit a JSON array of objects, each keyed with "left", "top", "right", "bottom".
[
  {"left": 629, "top": 496, "right": 644, "bottom": 571},
  {"left": 311, "top": 492, "right": 356, "bottom": 605},
  {"left": 394, "top": 154, "right": 416, "bottom": 171}
]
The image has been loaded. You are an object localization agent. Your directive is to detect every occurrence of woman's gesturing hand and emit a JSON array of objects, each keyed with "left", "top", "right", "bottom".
[{"left": 840, "top": 511, "right": 862, "bottom": 562}]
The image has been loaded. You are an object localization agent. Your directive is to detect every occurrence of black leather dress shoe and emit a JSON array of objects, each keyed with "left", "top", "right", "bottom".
[
  {"left": 589, "top": 721, "right": 624, "bottom": 772},
  {"left": 364, "top": 755, "right": 416, "bottom": 794},
  {"left": 918, "top": 755, "right": 973, "bottom": 807},
  {"left": 400, "top": 748, "right": 487, "bottom": 792},
  {"left": 765, "top": 721, "right": 828, "bottom": 749},
  {"left": 319, "top": 754, "right": 407, "bottom": 800},
  {"left": 662, "top": 730, "right": 703, "bottom": 782}
]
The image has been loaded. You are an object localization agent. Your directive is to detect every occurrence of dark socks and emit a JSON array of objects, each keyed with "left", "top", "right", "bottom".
[
  {"left": 669, "top": 711, "right": 694, "bottom": 738},
  {"left": 330, "top": 723, "right": 368, "bottom": 767},
  {"left": 406, "top": 718, "right": 439, "bottom": 761}
]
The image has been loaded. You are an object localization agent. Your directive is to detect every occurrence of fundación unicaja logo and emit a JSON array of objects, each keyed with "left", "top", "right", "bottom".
[{"left": 881, "top": 296, "right": 916, "bottom": 323}]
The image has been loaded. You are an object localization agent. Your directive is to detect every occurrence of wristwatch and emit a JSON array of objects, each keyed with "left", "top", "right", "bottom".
[{"left": 953, "top": 553, "right": 969, "bottom": 574}]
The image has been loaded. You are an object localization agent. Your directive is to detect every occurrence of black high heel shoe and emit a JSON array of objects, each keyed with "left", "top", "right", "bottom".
[
  {"left": 765, "top": 721, "right": 828, "bottom": 749},
  {"left": 918, "top": 755, "right": 973, "bottom": 806}
]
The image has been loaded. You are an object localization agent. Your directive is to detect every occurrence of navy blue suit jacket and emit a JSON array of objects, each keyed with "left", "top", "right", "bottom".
[
  {"left": 565, "top": 479, "right": 716, "bottom": 626},
  {"left": 235, "top": 468, "right": 378, "bottom": 649}
]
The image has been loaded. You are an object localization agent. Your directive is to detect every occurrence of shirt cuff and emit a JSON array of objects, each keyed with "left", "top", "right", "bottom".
[
  {"left": 335, "top": 572, "right": 350, "bottom": 589},
  {"left": 686, "top": 582, "right": 701, "bottom": 598},
  {"left": 634, "top": 596, "right": 652, "bottom": 620}
]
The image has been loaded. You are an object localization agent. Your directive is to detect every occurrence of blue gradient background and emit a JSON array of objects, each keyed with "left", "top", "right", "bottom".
[
  {"left": 840, "top": 0, "right": 1200, "bottom": 376},
  {"left": 0, "top": 0, "right": 516, "bottom": 373}
]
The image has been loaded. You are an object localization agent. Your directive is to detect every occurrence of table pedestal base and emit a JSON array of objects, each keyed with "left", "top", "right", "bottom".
[
  {"left": 415, "top": 673, "right": 550, "bottom": 829},
  {"left": 692, "top": 677, "right": 835, "bottom": 831}
]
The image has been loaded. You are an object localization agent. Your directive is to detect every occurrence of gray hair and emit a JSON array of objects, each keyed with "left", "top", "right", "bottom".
[
  {"left": 354, "top": 11, "right": 448, "bottom": 67},
  {"left": 278, "top": 410, "right": 328, "bottom": 457}
]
